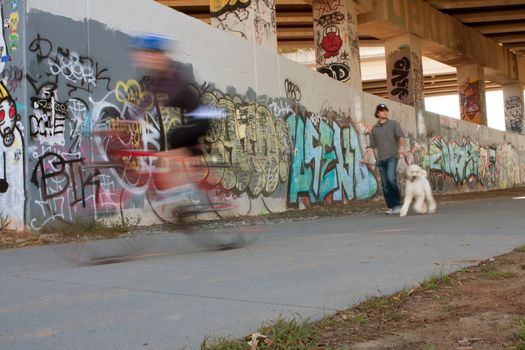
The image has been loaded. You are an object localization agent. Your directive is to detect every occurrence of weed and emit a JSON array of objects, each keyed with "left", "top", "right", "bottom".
[
  {"left": 257, "top": 314, "right": 320, "bottom": 349},
  {"left": 434, "top": 294, "right": 449, "bottom": 305},
  {"left": 518, "top": 319, "right": 525, "bottom": 341},
  {"left": 515, "top": 318, "right": 525, "bottom": 350},
  {"left": 421, "top": 270, "right": 452, "bottom": 290},
  {"left": 480, "top": 264, "right": 517, "bottom": 280},
  {"left": 422, "top": 345, "right": 436, "bottom": 350},
  {"left": 365, "top": 297, "right": 390, "bottom": 311},
  {"left": 201, "top": 314, "right": 322, "bottom": 350},
  {"left": 200, "top": 336, "right": 248, "bottom": 350},
  {"left": 0, "top": 213, "right": 9, "bottom": 231},
  {"left": 517, "top": 245, "right": 525, "bottom": 253},
  {"left": 385, "top": 311, "right": 404, "bottom": 322},
  {"left": 352, "top": 312, "right": 369, "bottom": 324}
]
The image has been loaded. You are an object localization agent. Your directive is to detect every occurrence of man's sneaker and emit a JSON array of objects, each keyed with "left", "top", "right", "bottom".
[{"left": 386, "top": 206, "right": 401, "bottom": 215}]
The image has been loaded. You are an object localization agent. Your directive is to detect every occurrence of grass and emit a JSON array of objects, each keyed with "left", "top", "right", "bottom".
[
  {"left": 434, "top": 294, "right": 451, "bottom": 312},
  {"left": 516, "top": 318, "right": 525, "bottom": 350},
  {"left": 38, "top": 216, "right": 137, "bottom": 237},
  {"left": 199, "top": 245, "right": 525, "bottom": 350},
  {"left": 201, "top": 314, "right": 326, "bottom": 350},
  {"left": 0, "top": 213, "right": 10, "bottom": 231},
  {"left": 420, "top": 270, "right": 452, "bottom": 290},
  {"left": 479, "top": 263, "right": 517, "bottom": 280},
  {"left": 517, "top": 245, "right": 525, "bottom": 253}
]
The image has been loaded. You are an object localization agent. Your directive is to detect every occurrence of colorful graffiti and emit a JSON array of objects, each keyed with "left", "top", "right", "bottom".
[
  {"left": 405, "top": 136, "right": 522, "bottom": 193},
  {"left": 313, "top": 1, "right": 350, "bottom": 82},
  {"left": 0, "top": 1, "right": 24, "bottom": 231},
  {"left": 7, "top": 6, "right": 525, "bottom": 232},
  {"left": 459, "top": 78, "right": 484, "bottom": 124},
  {"left": 504, "top": 96, "right": 523, "bottom": 134},
  {"left": 198, "top": 88, "right": 291, "bottom": 197},
  {"left": 287, "top": 112, "right": 377, "bottom": 206}
]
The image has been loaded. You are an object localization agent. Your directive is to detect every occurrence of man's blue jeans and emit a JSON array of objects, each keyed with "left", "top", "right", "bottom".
[{"left": 377, "top": 156, "right": 401, "bottom": 209}]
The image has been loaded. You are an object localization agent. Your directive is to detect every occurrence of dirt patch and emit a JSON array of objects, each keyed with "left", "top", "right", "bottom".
[
  {"left": 1, "top": 186, "right": 525, "bottom": 250},
  {"left": 317, "top": 247, "right": 525, "bottom": 350}
]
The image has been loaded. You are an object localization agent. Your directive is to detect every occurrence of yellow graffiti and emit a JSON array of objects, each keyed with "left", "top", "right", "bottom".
[
  {"left": 104, "top": 118, "right": 142, "bottom": 149},
  {"left": 210, "top": 0, "right": 251, "bottom": 15},
  {"left": 115, "top": 80, "right": 153, "bottom": 109},
  {"left": 9, "top": 12, "right": 19, "bottom": 32},
  {"left": 199, "top": 91, "right": 290, "bottom": 197},
  {"left": 160, "top": 106, "right": 182, "bottom": 132},
  {"left": 0, "top": 82, "right": 10, "bottom": 100}
]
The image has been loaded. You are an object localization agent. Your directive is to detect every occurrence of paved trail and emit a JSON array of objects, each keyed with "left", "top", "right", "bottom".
[{"left": 1, "top": 196, "right": 524, "bottom": 350}]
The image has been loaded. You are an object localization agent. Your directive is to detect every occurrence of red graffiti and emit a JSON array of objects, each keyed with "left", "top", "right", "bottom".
[
  {"left": 459, "top": 78, "right": 482, "bottom": 122},
  {"left": 320, "top": 29, "right": 342, "bottom": 59}
]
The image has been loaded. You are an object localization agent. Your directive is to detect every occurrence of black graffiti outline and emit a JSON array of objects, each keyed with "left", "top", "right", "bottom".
[
  {"left": 0, "top": 151, "right": 7, "bottom": 193},
  {"left": 317, "top": 63, "right": 350, "bottom": 82},
  {"left": 284, "top": 79, "right": 301, "bottom": 102},
  {"left": 31, "top": 152, "right": 101, "bottom": 208},
  {"left": 28, "top": 34, "right": 53, "bottom": 63},
  {"left": 29, "top": 34, "right": 112, "bottom": 96},
  {"left": 390, "top": 56, "right": 411, "bottom": 99},
  {"left": 315, "top": 11, "right": 345, "bottom": 27}
]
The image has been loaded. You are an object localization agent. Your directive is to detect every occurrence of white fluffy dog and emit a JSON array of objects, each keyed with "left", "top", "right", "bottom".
[{"left": 400, "top": 164, "right": 436, "bottom": 217}]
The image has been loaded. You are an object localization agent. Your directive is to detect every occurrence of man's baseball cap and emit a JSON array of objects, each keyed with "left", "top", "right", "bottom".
[{"left": 375, "top": 103, "right": 389, "bottom": 112}]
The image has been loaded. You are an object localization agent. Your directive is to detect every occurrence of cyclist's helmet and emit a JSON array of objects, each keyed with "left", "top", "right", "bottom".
[{"left": 131, "top": 33, "right": 173, "bottom": 52}]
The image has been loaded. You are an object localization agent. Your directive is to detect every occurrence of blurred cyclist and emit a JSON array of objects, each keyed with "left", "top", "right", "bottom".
[
  {"left": 130, "top": 34, "right": 220, "bottom": 215},
  {"left": 131, "top": 33, "right": 210, "bottom": 155}
]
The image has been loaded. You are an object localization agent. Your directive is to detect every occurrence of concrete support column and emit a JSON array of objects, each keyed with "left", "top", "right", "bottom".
[
  {"left": 210, "top": 0, "right": 277, "bottom": 50},
  {"left": 384, "top": 34, "right": 425, "bottom": 110},
  {"left": 384, "top": 33, "right": 426, "bottom": 136},
  {"left": 502, "top": 83, "right": 524, "bottom": 134},
  {"left": 456, "top": 64, "right": 487, "bottom": 126},
  {"left": 312, "top": 0, "right": 362, "bottom": 89}
]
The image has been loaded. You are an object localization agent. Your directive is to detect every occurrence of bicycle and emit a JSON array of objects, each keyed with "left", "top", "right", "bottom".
[{"left": 57, "top": 124, "right": 264, "bottom": 264}]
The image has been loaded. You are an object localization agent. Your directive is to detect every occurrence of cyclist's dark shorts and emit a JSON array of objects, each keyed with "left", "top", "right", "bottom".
[{"left": 168, "top": 117, "right": 210, "bottom": 153}]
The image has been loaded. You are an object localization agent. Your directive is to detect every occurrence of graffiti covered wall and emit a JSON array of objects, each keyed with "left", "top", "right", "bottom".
[
  {"left": 0, "top": 0, "right": 25, "bottom": 230},
  {"left": 1, "top": 0, "right": 524, "bottom": 231},
  {"left": 210, "top": 0, "right": 277, "bottom": 49}
]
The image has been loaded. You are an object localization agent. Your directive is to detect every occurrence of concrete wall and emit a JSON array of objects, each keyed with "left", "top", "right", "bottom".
[
  {"left": 0, "top": 0, "right": 25, "bottom": 230},
  {"left": 0, "top": 0, "right": 523, "bottom": 231}
]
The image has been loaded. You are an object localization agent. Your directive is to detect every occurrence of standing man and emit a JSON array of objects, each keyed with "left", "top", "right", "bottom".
[{"left": 361, "top": 103, "right": 406, "bottom": 214}]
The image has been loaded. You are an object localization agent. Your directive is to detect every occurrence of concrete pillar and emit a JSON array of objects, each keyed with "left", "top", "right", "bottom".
[
  {"left": 312, "top": 0, "right": 362, "bottom": 89},
  {"left": 210, "top": 0, "right": 277, "bottom": 50},
  {"left": 502, "top": 83, "right": 524, "bottom": 134},
  {"left": 456, "top": 64, "right": 487, "bottom": 126},
  {"left": 384, "top": 33, "right": 426, "bottom": 136},
  {"left": 384, "top": 34, "right": 425, "bottom": 110}
]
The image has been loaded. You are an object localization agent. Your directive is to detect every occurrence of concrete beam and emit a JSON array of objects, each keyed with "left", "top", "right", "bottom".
[
  {"left": 425, "top": 0, "right": 525, "bottom": 9},
  {"left": 358, "top": 0, "right": 525, "bottom": 85},
  {"left": 453, "top": 9, "right": 525, "bottom": 23},
  {"left": 473, "top": 22, "right": 525, "bottom": 35},
  {"left": 302, "top": 0, "right": 373, "bottom": 14}
]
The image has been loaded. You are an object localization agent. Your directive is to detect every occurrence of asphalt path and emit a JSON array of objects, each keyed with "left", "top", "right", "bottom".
[{"left": 1, "top": 196, "right": 525, "bottom": 350}]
